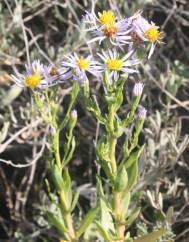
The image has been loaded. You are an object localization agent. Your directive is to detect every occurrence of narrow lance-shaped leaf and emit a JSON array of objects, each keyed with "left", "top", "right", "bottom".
[
  {"left": 76, "top": 206, "right": 99, "bottom": 238},
  {"left": 124, "top": 145, "right": 145, "bottom": 169},
  {"left": 122, "top": 191, "right": 131, "bottom": 219},
  {"left": 71, "top": 189, "right": 80, "bottom": 212},
  {"left": 125, "top": 207, "right": 141, "bottom": 229},
  {"left": 114, "top": 166, "right": 128, "bottom": 192},
  {"left": 133, "top": 229, "right": 167, "bottom": 242},
  {"left": 63, "top": 137, "right": 76, "bottom": 166},
  {"left": 95, "top": 221, "right": 111, "bottom": 242},
  {"left": 99, "top": 198, "right": 115, "bottom": 233},
  {"left": 126, "top": 158, "right": 138, "bottom": 191},
  {"left": 52, "top": 164, "right": 64, "bottom": 192},
  {"left": 47, "top": 211, "right": 68, "bottom": 238}
]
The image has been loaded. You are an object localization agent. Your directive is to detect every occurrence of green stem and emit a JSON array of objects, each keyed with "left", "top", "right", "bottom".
[
  {"left": 108, "top": 104, "right": 125, "bottom": 241},
  {"left": 54, "top": 130, "right": 77, "bottom": 242},
  {"left": 109, "top": 137, "right": 117, "bottom": 174},
  {"left": 54, "top": 129, "right": 61, "bottom": 168},
  {"left": 113, "top": 191, "right": 125, "bottom": 241},
  {"left": 108, "top": 104, "right": 117, "bottom": 175},
  {"left": 65, "top": 213, "right": 76, "bottom": 241}
]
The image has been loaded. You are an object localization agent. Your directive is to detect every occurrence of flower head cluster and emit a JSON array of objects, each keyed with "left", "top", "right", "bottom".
[
  {"left": 84, "top": 10, "right": 164, "bottom": 58},
  {"left": 12, "top": 9, "right": 163, "bottom": 91},
  {"left": 11, "top": 60, "right": 70, "bottom": 89}
]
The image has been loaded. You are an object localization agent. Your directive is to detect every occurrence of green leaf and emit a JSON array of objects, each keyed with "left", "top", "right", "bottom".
[
  {"left": 63, "top": 137, "right": 76, "bottom": 166},
  {"left": 47, "top": 211, "right": 67, "bottom": 237},
  {"left": 114, "top": 166, "right": 128, "bottom": 192},
  {"left": 96, "top": 136, "right": 110, "bottom": 163},
  {"left": 76, "top": 207, "right": 99, "bottom": 238},
  {"left": 95, "top": 221, "right": 111, "bottom": 242},
  {"left": 0, "top": 122, "right": 9, "bottom": 144},
  {"left": 99, "top": 198, "right": 115, "bottom": 233},
  {"left": 123, "top": 145, "right": 144, "bottom": 170},
  {"left": 52, "top": 164, "right": 64, "bottom": 192},
  {"left": 2, "top": 85, "right": 22, "bottom": 107},
  {"left": 71, "top": 81, "right": 80, "bottom": 99},
  {"left": 71, "top": 189, "right": 80, "bottom": 211},
  {"left": 114, "top": 87, "right": 123, "bottom": 111},
  {"left": 126, "top": 158, "right": 138, "bottom": 191},
  {"left": 96, "top": 176, "right": 105, "bottom": 199},
  {"left": 86, "top": 98, "right": 106, "bottom": 124},
  {"left": 125, "top": 207, "right": 141, "bottom": 229},
  {"left": 13, "top": 3, "right": 22, "bottom": 24},
  {"left": 122, "top": 191, "right": 131, "bottom": 219},
  {"left": 166, "top": 206, "right": 174, "bottom": 223},
  {"left": 63, "top": 168, "right": 71, "bottom": 193},
  {"left": 62, "top": 168, "right": 72, "bottom": 207},
  {"left": 133, "top": 229, "right": 167, "bottom": 242}
]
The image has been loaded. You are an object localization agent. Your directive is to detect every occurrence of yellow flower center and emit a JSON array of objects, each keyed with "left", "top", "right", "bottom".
[
  {"left": 103, "top": 24, "right": 118, "bottom": 37},
  {"left": 144, "top": 27, "right": 160, "bottom": 43},
  {"left": 106, "top": 59, "right": 123, "bottom": 71},
  {"left": 98, "top": 10, "right": 115, "bottom": 25},
  {"left": 25, "top": 72, "right": 41, "bottom": 88},
  {"left": 77, "top": 58, "right": 90, "bottom": 70}
]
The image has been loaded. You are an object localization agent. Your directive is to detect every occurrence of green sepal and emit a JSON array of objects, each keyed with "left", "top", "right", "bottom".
[
  {"left": 133, "top": 229, "right": 167, "bottom": 242},
  {"left": 114, "top": 166, "right": 128, "bottom": 192},
  {"left": 76, "top": 206, "right": 99, "bottom": 238}
]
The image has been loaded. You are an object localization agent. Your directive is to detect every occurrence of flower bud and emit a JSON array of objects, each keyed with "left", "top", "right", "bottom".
[
  {"left": 71, "top": 109, "right": 77, "bottom": 118},
  {"left": 133, "top": 82, "right": 144, "bottom": 96},
  {"left": 138, "top": 106, "right": 147, "bottom": 119}
]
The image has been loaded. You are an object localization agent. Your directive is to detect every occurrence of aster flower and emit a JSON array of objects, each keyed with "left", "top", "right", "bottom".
[
  {"left": 130, "top": 13, "right": 164, "bottom": 58},
  {"left": 43, "top": 64, "right": 72, "bottom": 84},
  {"left": 97, "top": 49, "right": 140, "bottom": 82},
  {"left": 61, "top": 53, "right": 101, "bottom": 84},
  {"left": 84, "top": 10, "right": 132, "bottom": 46},
  {"left": 11, "top": 60, "right": 68, "bottom": 89}
]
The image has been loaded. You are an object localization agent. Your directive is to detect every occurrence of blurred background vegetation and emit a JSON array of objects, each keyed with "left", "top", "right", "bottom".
[{"left": 0, "top": 0, "right": 189, "bottom": 241}]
